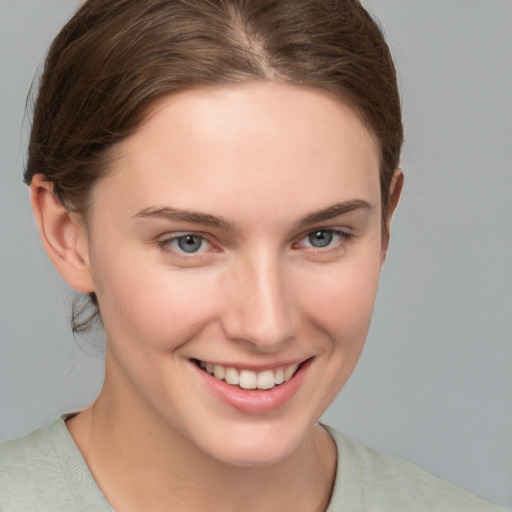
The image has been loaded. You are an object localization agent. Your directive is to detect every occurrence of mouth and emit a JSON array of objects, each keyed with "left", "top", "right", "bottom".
[
  {"left": 191, "top": 357, "right": 314, "bottom": 414},
  {"left": 193, "top": 359, "right": 308, "bottom": 390}
]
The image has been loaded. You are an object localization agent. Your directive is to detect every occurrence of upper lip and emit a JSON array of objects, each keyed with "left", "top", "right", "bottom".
[{"left": 190, "top": 357, "right": 313, "bottom": 372}]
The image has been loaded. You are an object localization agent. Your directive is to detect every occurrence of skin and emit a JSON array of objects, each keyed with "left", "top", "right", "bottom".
[{"left": 31, "top": 83, "right": 402, "bottom": 511}]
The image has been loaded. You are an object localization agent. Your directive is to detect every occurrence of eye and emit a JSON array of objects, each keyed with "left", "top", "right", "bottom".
[
  {"left": 162, "top": 233, "right": 210, "bottom": 254},
  {"left": 307, "top": 230, "right": 335, "bottom": 248},
  {"left": 297, "top": 229, "right": 349, "bottom": 249}
]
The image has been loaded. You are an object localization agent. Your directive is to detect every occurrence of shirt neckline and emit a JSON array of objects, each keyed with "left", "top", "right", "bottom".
[{"left": 48, "top": 415, "right": 353, "bottom": 511}]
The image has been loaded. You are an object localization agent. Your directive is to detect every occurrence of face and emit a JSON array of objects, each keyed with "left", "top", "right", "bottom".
[{"left": 83, "top": 83, "right": 384, "bottom": 466}]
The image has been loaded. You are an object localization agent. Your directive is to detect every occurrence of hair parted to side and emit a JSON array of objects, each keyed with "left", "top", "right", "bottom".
[{"left": 25, "top": 0, "right": 403, "bottom": 333}]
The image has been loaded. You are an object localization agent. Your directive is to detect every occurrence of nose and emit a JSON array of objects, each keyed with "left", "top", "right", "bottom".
[{"left": 219, "top": 250, "right": 301, "bottom": 352}]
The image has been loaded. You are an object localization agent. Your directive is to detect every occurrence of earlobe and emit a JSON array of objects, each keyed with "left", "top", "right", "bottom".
[
  {"left": 381, "top": 169, "right": 404, "bottom": 264},
  {"left": 30, "top": 174, "right": 95, "bottom": 293}
]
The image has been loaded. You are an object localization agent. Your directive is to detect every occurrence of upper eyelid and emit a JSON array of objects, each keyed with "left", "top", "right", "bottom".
[
  {"left": 294, "top": 226, "right": 353, "bottom": 241},
  {"left": 158, "top": 231, "right": 202, "bottom": 243},
  {"left": 160, "top": 231, "right": 209, "bottom": 241}
]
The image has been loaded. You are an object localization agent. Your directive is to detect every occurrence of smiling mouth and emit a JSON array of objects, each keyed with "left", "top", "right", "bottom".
[{"left": 193, "top": 360, "right": 307, "bottom": 390}]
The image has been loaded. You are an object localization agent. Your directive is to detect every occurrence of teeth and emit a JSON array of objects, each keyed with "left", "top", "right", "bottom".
[
  {"left": 198, "top": 360, "right": 302, "bottom": 389},
  {"left": 257, "top": 370, "right": 276, "bottom": 390},
  {"left": 284, "top": 363, "right": 299, "bottom": 381},
  {"left": 213, "top": 365, "right": 225, "bottom": 380},
  {"left": 225, "top": 367, "right": 239, "bottom": 385},
  {"left": 239, "top": 370, "right": 257, "bottom": 389}
]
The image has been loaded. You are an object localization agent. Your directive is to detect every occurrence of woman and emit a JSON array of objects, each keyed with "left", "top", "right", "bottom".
[{"left": 0, "top": 1, "right": 508, "bottom": 510}]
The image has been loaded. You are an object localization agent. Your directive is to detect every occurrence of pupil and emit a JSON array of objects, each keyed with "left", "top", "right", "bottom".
[
  {"left": 309, "top": 231, "right": 332, "bottom": 248},
  {"left": 178, "top": 235, "right": 202, "bottom": 253}
]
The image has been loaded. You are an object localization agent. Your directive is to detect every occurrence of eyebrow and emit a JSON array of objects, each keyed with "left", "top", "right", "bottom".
[
  {"left": 297, "top": 199, "right": 372, "bottom": 227},
  {"left": 134, "top": 199, "right": 371, "bottom": 230},
  {"left": 134, "top": 206, "right": 234, "bottom": 230}
]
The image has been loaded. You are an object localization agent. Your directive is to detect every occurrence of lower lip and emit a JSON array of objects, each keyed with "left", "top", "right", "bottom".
[{"left": 192, "top": 359, "right": 312, "bottom": 414}]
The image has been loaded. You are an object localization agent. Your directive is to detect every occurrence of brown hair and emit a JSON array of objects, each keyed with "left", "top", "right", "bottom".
[{"left": 25, "top": 0, "right": 403, "bottom": 332}]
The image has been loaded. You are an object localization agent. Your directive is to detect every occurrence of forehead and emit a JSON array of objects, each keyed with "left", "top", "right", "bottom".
[{"left": 95, "top": 83, "right": 381, "bottom": 223}]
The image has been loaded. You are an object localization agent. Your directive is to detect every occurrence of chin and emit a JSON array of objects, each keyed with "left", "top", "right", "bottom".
[{"left": 189, "top": 418, "right": 314, "bottom": 468}]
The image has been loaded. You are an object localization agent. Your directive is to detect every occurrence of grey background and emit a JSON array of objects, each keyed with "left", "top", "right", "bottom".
[{"left": 1, "top": 0, "right": 511, "bottom": 507}]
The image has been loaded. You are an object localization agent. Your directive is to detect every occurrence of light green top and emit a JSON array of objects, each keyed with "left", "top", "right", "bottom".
[{"left": 0, "top": 417, "right": 507, "bottom": 511}]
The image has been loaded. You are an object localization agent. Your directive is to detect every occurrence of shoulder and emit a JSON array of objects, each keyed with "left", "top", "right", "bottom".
[
  {"left": 1, "top": 420, "right": 57, "bottom": 464},
  {"left": 1, "top": 420, "right": 59, "bottom": 482},
  {"left": 0, "top": 419, "right": 67, "bottom": 510},
  {"left": 324, "top": 425, "right": 508, "bottom": 512},
  {"left": 0, "top": 416, "right": 113, "bottom": 512}
]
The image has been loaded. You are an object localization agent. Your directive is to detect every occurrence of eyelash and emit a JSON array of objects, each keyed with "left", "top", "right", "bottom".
[
  {"left": 157, "top": 232, "right": 212, "bottom": 255},
  {"left": 157, "top": 228, "right": 353, "bottom": 257},
  {"left": 295, "top": 229, "right": 352, "bottom": 252}
]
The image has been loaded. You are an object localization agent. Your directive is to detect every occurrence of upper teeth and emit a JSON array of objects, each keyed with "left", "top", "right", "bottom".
[{"left": 199, "top": 361, "right": 300, "bottom": 390}]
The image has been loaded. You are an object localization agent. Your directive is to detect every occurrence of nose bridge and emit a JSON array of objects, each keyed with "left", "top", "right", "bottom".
[{"left": 221, "top": 247, "right": 300, "bottom": 350}]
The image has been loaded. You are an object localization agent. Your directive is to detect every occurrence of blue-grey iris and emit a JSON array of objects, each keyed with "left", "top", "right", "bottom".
[
  {"left": 308, "top": 231, "right": 333, "bottom": 248},
  {"left": 177, "top": 235, "right": 203, "bottom": 253}
]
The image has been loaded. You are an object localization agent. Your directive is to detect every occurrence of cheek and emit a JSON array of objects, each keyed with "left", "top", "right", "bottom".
[
  {"left": 298, "top": 252, "right": 382, "bottom": 347},
  {"left": 308, "top": 273, "right": 378, "bottom": 317},
  {"left": 91, "top": 250, "right": 220, "bottom": 352}
]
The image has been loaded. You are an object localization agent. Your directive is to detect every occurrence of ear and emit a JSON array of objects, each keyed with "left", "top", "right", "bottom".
[
  {"left": 381, "top": 169, "right": 403, "bottom": 263},
  {"left": 30, "top": 174, "right": 95, "bottom": 293}
]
